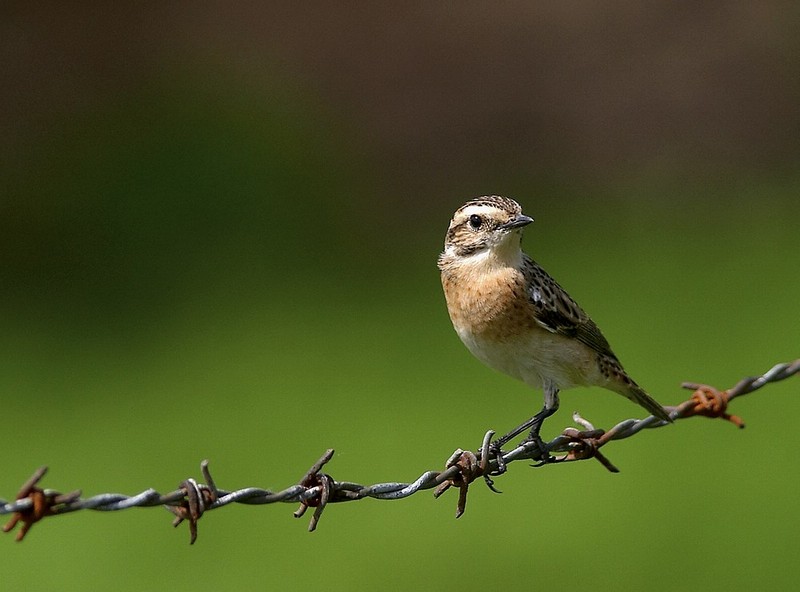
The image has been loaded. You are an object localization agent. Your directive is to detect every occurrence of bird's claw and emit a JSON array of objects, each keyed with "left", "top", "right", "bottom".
[
  {"left": 522, "top": 434, "right": 556, "bottom": 466},
  {"left": 480, "top": 430, "right": 558, "bottom": 491},
  {"left": 482, "top": 441, "right": 507, "bottom": 492}
]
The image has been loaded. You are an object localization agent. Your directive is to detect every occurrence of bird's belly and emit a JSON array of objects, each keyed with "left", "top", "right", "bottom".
[{"left": 456, "top": 326, "right": 596, "bottom": 390}]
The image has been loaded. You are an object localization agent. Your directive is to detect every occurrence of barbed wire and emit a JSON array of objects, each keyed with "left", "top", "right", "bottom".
[{"left": 3, "top": 359, "right": 798, "bottom": 544}]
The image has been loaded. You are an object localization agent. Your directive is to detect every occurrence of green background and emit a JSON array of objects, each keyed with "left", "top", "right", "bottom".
[{"left": 2, "top": 4, "right": 798, "bottom": 591}]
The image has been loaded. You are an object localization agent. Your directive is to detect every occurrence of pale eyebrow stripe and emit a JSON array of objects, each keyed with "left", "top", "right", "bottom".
[{"left": 457, "top": 205, "right": 501, "bottom": 219}]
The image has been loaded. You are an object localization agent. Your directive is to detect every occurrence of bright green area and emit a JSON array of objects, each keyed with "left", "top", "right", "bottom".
[{"left": 2, "top": 73, "right": 798, "bottom": 591}]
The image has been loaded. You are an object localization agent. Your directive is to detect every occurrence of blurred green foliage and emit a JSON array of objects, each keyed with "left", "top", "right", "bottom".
[{"left": 2, "top": 59, "right": 799, "bottom": 592}]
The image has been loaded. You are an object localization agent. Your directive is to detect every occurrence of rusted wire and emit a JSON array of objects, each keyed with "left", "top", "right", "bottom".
[{"left": 2, "top": 359, "right": 797, "bottom": 543}]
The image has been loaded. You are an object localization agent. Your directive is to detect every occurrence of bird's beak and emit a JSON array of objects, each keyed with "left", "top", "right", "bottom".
[{"left": 498, "top": 214, "right": 534, "bottom": 230}]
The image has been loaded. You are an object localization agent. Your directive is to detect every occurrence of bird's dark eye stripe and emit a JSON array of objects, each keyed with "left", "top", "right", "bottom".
[{"left": 468, "top": 214, "right": 483, "bottom": 229}]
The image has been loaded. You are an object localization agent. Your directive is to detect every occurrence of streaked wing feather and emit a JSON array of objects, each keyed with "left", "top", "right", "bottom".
[{"left": 524, "top": 256, "right": 618, "bottom": 360}]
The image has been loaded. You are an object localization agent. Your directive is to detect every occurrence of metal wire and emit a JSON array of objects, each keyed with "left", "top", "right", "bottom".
[{"left": 2, "top": 359, "right": 797, "bottom": 543}]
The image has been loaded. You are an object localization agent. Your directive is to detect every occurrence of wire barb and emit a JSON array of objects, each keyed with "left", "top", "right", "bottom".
[
  {"left": 433, "top": 448, "right": 483, "bottom": 518},
  {"left": 166, "top": 460, "right": 219, "bottom": 544},
  {"left": 1, "top": 467, "right": 81, "bottom": 542},
  {"left": 2, "top": 359, "right": 797, "bottom": 543},
  {"left": 293, "top": 449, "right": 336, "bottom": 532}
]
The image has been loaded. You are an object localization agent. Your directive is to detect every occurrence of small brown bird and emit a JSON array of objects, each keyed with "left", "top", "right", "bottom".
[{"left": 438, "top": 196, "right": 671, "bottom": 457}]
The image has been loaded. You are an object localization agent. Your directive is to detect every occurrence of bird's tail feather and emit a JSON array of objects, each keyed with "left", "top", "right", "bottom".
[{"left": 624, "top": 382, "right": 673, "bottom": 423}]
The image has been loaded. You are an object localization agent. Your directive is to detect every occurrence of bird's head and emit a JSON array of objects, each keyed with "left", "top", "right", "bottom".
[{"left": 439, "top": 196, "right": 533, "bottom": 269}]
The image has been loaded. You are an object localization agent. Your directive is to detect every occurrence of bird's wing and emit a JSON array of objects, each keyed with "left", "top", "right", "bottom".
[{"left": 524, "top": 256, "right": 618, "bottom": 360}]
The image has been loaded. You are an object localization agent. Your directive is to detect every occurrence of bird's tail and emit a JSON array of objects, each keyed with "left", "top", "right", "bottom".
[{"left": 622, "top": 381, "right": 673, "bottom": 423}]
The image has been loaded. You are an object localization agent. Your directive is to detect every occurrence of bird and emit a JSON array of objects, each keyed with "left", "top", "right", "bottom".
[{"left": 438, "top": 195, "right": 671, "bottom": 461}]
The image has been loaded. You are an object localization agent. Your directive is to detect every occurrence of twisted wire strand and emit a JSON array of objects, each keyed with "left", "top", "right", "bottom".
[{"left": 2, "top": 359, "right": 797, "bottom": 542}]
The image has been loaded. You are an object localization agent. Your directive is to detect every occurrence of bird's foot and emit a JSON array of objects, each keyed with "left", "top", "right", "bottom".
[{"left": 519, "top": 433, "right": 556, "bottom": 466}]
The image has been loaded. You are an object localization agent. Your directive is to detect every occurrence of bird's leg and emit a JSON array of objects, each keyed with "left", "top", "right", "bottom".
[
  {"left": 522, "top": 383, "right": 560, "bottom": 465},
  {"left": 487, "top": 383, "right": 561, "bottom": 473}
]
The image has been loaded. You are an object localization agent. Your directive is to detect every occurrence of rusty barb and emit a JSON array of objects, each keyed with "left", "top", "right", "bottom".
[
  {"left": 676, "top": 383, "right": 744, "bottom": 427},
  {"left": 166, "top": 460, "right": 219, "bottom": 544},
  {"left": 2, "top": 359, "right": 797, "bottom": 543},
  {"left": 1, "top": 467, "right": 80, "bottom": 542}
]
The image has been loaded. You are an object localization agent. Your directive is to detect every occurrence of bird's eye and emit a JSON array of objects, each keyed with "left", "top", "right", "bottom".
[{"left": 468, "top": 214, "right": 483, "bottom": 229}]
